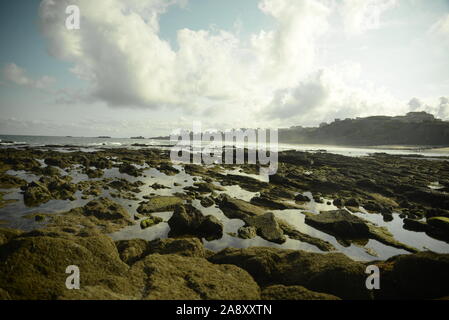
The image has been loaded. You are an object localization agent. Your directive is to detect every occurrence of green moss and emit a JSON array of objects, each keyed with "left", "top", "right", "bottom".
[
  {"left": 137, "top": 196, "right": 184, "bottom": 214},
  {"left": 140, "top": 216, "right": 163, "bottom": 229}
]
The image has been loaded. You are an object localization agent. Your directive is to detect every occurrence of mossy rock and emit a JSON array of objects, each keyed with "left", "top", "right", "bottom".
[
  {"left": 140, "top": 216, "right": 163, "bottom": 229},
  {"left": 0, "top": 174, "right": 27, "bottom": 189},
  {"left": 200, "top": 197, "right": 215, "bottom": 208},
  {"left": 262, "top": 285, "right": 340, "bottom": 300},
  {"left": 23, "top": 213, "right": 49, "bottom": 222},
  {"left": 0, "top": 232, "right": 138, "bottom": 300},
  {"left": 427, "top": 216, "right": 449, "bottom": 232},
  {"left": 209, "top": 247, "right": 372, "bottom": 300},
  {"left": 137, "top": 196, "right": 183, "bottom": 214},
  {"left": 115, "top": 238, "right": 206, "bottom": 265},
  {"left": 129, "top": 253, "right": 261, "bottom": 300}
]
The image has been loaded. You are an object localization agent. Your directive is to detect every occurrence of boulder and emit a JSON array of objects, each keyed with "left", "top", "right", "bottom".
[
  {"left": 278, "top": 220, "right": 335, "bottom": 251},
  {"left": 250, "top": 196, "right": 302, "bottom": 210},
  {"left": 403, "top": 218, "right": 428, "bottom": 232},
  {"left": 375, "top": 251, "right": 449, "bottom": 299},
  {"left": 83, "top": 197, "right": 131, "bottom": 222},
  {"left": 118, "top": 163, "right": 142, "bottom": 177},
  {"left": 185, "top": 182, "right": 225, "bottom": 193},
  {"left": 294, "top": 194, "right": 310, "bottom": 202},
  {"left": 22, "top": 181, "right": 52, "bottom": 207},
  {"left": 147, "top": 238, "right": 206, "bottom": 258},
  {"left": 115, "top": 239, "right": 149, "bottom": 265},
  {"left": 140, "top": 216, "right": 163, "bottom": 229},
  {"left": 115, "top": 238, "right": 206, "bottom": 265},
  {"left": 200, "top": 196, "right": 215, "bottom": 208},
  {"left": 209, "top": 247, "right": 371, "bottom": 300},
  {"left": 238, "top": 226, "right": 257, "bottom": 239},
  {"left": 217, "top": 195, "right": 266, "bottom": 220},
  {"left": 0, "top": 231, "right": 137, "bottom": 300},
  {"left": 0, "top": 173, "right": 27, "bottom": 189},
  {"left": 427, "top": 216, "right": 449, "bottom": 233},
  {"left": 244, "top": 212, "right": 286, "bottom": 244},
  {"left": 129, "top": 254, "right": 260, "bottom": 300},
  {"left": 305, "top": 210, "right": 370, "bottom": 238},
  {"left": 261, "top": 285, "right": 340, "bottom": 300},
  {"left": 168, "top": 205, "right": 223, "bottom": 240},
  {"left": 137, "top": 196, "right": 183, "bottom": 214}
]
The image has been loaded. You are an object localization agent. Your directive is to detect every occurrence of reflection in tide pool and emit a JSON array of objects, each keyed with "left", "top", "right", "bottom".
[{"left": 352, "top": 211, "right": 449, "bottom": 254}]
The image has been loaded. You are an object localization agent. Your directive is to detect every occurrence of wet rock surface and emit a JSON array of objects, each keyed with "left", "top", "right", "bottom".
[
  {"left": 137, "top": 196, "right": 184, "bottom": 214},
  {"left": 168, "top": 205, "right": 223, "bottom": 240},
  {"left": 208, "top": 247, "right": 370, "bottom": 300},
  {"left": 0, "top": 147, "right": 448, "bottom": 299},
  {"left": 261, "top": 285, "right": 340, "bottom": 300}
]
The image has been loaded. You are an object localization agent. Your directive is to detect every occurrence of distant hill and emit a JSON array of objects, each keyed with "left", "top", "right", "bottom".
[{"left": 279, "top": 112, "right": 449, "bottom": 146}]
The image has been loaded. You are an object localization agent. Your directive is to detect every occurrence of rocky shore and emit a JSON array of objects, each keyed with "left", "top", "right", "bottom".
[{"left": 0, "top": 146, "right": 448, "bottom": 300}]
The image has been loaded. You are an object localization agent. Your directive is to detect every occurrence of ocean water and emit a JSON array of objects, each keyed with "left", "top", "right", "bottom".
[{"left": 1, "top": 134, "right": 449, "bottom": 158}]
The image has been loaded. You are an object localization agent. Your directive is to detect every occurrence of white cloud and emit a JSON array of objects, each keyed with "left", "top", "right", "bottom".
[
  {"left": 2, "top": 63, "right": 55, "bottom": 90},
  {"left": 36, "top": 0, "right": 444, "bottom": 131},
  {"left": 38, "top": 0, "right": 332, "bottom": 114},
  {"left": 407, "top": 96, "right": 449, "bottom": 120},
  {"left": 429, "top": 13, "right": 449, "bottom": 36},
  {"left": 265, "top": 64, "right": 403, "bottom": 126},
  {"left": 340, "top": 0, "right": 396, "bottom": 35}
]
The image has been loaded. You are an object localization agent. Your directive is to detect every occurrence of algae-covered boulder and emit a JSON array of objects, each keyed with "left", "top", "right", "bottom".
[
  {"left": 118, "top": 163, "right": 142, "bottom": 177},
  {"left": 129, "top": 254, "right": 260, "bottom": 300},
  {"left": 375, "top": 251, "right": 449, "bottom": 300},
  {"left": 250, "top": 196, "right": 302, "bottom": 210},
  {"left": 115, "top": 239, "right": 149, "bottom": 265},
  {"left": 278, "top": 220, "right": 335, "bottom": 251},
  {"left": 261, "top": 285, "right": 341, "bottom": 300},
  {"left": 22, "top": 181, "right": 52, "bottom": 207},
  {"left": 427, "top": 216, "right": 449, "bottom": 233},
  {"left": 44, "top": 157, "right": 69, "bottom": 169},
  {"left": 108, "top": 179, "right": 144, "bottom": 193},
  {"left": 238, "top": 226, "right": 257, "bottom": 239},
  {"left": 22, "top": 176, "right": 78, "bottom": 207},
  {"left": 197, "top": 215, "right": 223, "bottom": 240},
  {"left": 48, "top": 198, "right": 133, "bottom": 234},
  {"left": 217, "top": 195, "right": 266, "bottom": 220},
  {"left": 157, "top": 162, "right": 180, "bottom": 176},
  {"left": 0, "top": 173, "right": 27, "bottom": 189},
  {"left": 0, "top": 228, "right": 22, "bottom": 246},
  {"left": 244, "top": 212, "right": 286, "bottom": 244},
  {"left": 140, "top": 216, "right": 163, "bottom": 229},
  {"left": 209, "top": 247, "right": 371, "bottom": 300},
  {"left": 137, "top": 196, "right": 183, "bottom": 214},
  {"left": 0, "top": 231, "right": 137, "bottom": 300},
  {"left": 184, "top": 182, "right": 225, "bottom": 193},
  {"left": 168, "top": 205, "right": 223, "bottom": 240},
  {"left": 305, "top": 209, "right": 369, "bottom": 238},
  {"left": 200, "top": 196, "right": 215, "bottom": 208},
  {"left": 115, "top": 237, "right": 206, "bottom": 266},
  {"left": 403, "top": 218, "right": 428, "bottom": 232},
  {"left": 147, "top": 238, "right": 206, "bottom": 258},
  {"left": 41, "top": 166, "right": 62, "bottom": 177},
  {"left": 83, "top": 197, "right": 131, "bottom": 222}
]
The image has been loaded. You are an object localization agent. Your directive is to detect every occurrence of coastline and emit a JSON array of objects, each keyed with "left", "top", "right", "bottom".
[{"left": 0, "top": 146, "right": 448, "bottom": 299}]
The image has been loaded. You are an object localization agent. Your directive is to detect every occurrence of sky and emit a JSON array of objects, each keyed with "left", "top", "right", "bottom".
[{"left": 0, "top": 0, "right": 448, "bottom": 137}]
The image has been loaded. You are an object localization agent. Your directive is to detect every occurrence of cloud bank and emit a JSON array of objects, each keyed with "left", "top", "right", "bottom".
[
  {"left": 2, "top": 63, "right": 54, "bottom": 90},
  {"left": 2, "top": 0, "right": 444, "bottom": 131}
]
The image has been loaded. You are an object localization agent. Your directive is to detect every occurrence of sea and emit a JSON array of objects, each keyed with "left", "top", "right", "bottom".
[{"left": 1, "top": 134, "right": 449, "bottom": 158}]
